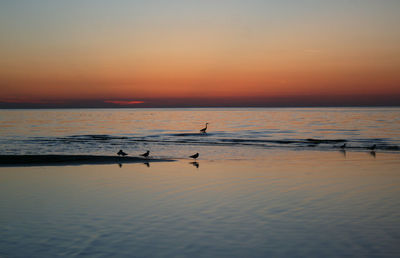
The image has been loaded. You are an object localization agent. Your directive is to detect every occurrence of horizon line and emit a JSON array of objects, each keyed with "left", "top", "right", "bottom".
[{"left": 1, "top": 105, "right": 400, "bottom": 110}]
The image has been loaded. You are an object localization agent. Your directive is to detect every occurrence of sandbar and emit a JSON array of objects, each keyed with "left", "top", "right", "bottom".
[{"left": 0, "top": 155, "right": 175, "bottom": 167}]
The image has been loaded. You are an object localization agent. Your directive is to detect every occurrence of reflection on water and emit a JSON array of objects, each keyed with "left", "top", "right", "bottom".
[
  {"left": 0, "top": 108, "right": 399, "bottom": 158},
  {"left": 189, "top": 161, "right": 199, "bottom": 168},
  {"left": 0, "top": 151, "right": 399, "bottom": 257}
]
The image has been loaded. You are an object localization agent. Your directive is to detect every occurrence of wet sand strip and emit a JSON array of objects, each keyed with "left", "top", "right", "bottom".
[{"left": 0, "top": 155, "right": 175, "bottom": 167}]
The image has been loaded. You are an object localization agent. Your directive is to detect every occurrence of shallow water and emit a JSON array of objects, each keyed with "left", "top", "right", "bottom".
[
  {"left": 1, "top": 151, "right": 399, "bottom": 257},
  {"left": 1, "top": 108, "right": 400, "bottom": 257},
  {"left": 1, "top": 108, "right": 399, "bottom": 159}
]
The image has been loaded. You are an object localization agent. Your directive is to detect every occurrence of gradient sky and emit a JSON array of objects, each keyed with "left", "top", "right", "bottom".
[{"left": 1, "top": 0, "right": 400, "bottom": 107}]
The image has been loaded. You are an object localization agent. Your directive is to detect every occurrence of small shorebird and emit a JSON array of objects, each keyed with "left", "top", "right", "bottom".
[
  {"left": 200, "top": 123, "right": 209, "bottom": 133},
  {"left": 367, "top": 144, "right": 376, "bottom": 150},
  {"left": 140, "top": 150, "right": 150, "bottom": 158},
  {"left": 340, "top": 143, "right": 346, "bottom": 149},
  {"left": 117, "top": 150, "right": 128, "bottom": 156},
  {"left": 190, "top": 153, "right": 199, "bottom": 159}
]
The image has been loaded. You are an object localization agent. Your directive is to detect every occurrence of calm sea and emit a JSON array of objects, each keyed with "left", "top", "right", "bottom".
[
  {"left": 0, "top": 107, "right": 399, "bottom": 159},
  {"left": 1, "top": 107, "right": 400, "bottom": 257}
]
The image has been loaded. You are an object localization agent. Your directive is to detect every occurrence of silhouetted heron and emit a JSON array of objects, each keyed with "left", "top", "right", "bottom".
[
  {"left": 117, "top": 150, "right": 128, "bottom": 156},
  {"left": 340, "top": 143, "right": 346, "bottom": 149},
  {"left": 140, "top": 150, "right": 150, "bottom": 158},
  {"left": 190, "top": 153, "right": 199, "bottom": 159},
  {"left": 200, "top": 123, "right": 209, "bottom": 133},
  {"left": 367, "top": 144, "right": 376, "bottom": 150}
]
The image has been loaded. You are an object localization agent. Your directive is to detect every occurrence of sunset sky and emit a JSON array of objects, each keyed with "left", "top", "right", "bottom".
[{"left": 1, "top": 0, "right": 399, "bottom": 107}]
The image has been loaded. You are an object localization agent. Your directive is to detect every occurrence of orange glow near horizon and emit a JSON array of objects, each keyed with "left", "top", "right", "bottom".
[
  {"left": 1, "top": 1, "right": 399, "bottom": 106},
  {"left": 104, "top": 100, "right": 145, "bottom": 105}
]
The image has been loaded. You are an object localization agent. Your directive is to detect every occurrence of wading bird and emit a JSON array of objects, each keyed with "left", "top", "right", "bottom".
[
  {"left": 200, "top": 123, "right": 209, "bottom": 133},
  {"left": 117, "top": 150, "right": 128, "bottom": 156},
  {"left": 140, "top": 150, "right": 150, "bottom": 158},
  {"left": 190, "top": 153, "right": 199, "bottom": 159},
  {"left": 340, "top": 143, "right": 346, "bottom": 149},
  {"left": 367, "top": 144, "right": 376, "bottom": 150}
]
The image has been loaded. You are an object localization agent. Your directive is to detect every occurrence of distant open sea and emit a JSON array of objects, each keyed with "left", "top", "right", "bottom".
[{"left": 1, "top": 107, "right": 399, "bottom": 159}]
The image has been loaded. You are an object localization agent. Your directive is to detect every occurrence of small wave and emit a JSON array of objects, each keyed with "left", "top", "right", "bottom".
[
  {"left": 27, "top": 135, "right": 395, "bottom": 148},
  {"left": 306, "top": 138, "right": 347, "bottom": 143},
  {"left": 375, "top": 145, "right": 399, "bottom": 151},
  {"left": 66, "top": 135, "right": 128, "bottom": 140},
  {"left": 170, "top": 133, "right": 211, "bottom": 137},
  {"left": 5, "top": 134, "right": 398, "bottom": 156}
]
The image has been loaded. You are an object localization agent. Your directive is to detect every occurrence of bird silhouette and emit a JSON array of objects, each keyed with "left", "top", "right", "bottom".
[
  {"left": 367, "top": 144, "right": 376, "bottom": 150},
  {"left": 340, "top": 143, "right": 346, "bottom": 149},
  {"left": 140, "top": 150, "right": 150, "bottom": 158},
  {"left": 190, "top": 153, "right": 199, "bottom": 159},
  {"left": 117, "top": 150, "right": 128, "bottom": 156},
  {"left": 200, "top": 123, "right": 209, "bottom": 133}
]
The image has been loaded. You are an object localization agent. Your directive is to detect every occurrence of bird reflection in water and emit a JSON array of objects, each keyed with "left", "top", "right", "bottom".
[
  {"left": 143, "top": 162, "right": 150, "bottom": 168},
  {"left": 118, "top": 163, "right": 122, "bottom": 168},
  {"left": 369, "top": 151, "right": 376, "bottom": 158},
  {"left": 339, "top": 149, "right": 346, "bottom": 158},
  {"left": 190, "top": 161, "right": 199, "bottom": 168}
]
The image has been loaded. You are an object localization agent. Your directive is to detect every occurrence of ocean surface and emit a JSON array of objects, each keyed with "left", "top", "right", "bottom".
[
  {"left": 1, "top": 107, "right": 400, "bottom": 159},
  {"left": 1, "top": 108, "right": 400, "bottom": 257}
]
